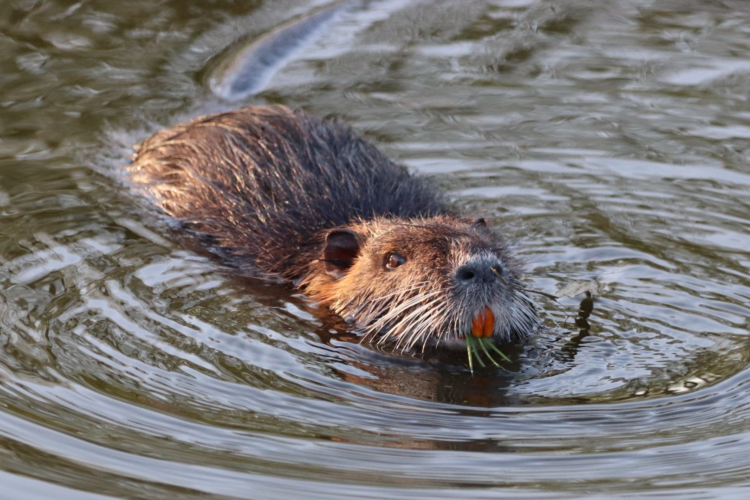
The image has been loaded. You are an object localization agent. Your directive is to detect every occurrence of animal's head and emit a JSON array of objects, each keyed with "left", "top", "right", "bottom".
[{"left": 306, "top": 215, "right": 538, "bottom": 350}]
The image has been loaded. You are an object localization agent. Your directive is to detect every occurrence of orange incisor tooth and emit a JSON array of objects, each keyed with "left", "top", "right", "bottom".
[
  {"left": 471, "top": 313, "right": 483, "bottom": 337},
  {"left": 483, "top": 306, "right": 494, "bottom": 337},
  {"left": 471, "top": 307, "right": 495, "bottom": 338}
]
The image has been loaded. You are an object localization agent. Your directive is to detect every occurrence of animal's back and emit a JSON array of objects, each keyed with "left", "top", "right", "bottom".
[{"left": 129, "top": 105, "right": 447, "bottom": 278}]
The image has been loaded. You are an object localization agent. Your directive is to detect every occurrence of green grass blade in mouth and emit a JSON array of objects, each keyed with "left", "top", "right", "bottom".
[
  {"left": 485, "top": 339, "right": 512, "bottom": 363},
  {"left": 465, "top": 335, "right": 512, "bottom": 374},
  {"left": 465, "top": 335, "right": 486, "bottom": 370},
  {"left": 466, "top": 336, "right": 474, "bottom": 374},
  {"left": 477, "top": 338, "right": 500, "bottom": 367}
]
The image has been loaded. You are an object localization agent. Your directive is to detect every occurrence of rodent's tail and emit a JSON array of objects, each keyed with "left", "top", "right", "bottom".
[{"left": 207, "top": 1, "right": 355, "bottom": 101}]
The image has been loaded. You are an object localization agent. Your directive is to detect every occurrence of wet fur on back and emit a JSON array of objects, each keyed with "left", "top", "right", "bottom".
[{"left": 130, "top": 106, "right": 447, "bottom": 280}]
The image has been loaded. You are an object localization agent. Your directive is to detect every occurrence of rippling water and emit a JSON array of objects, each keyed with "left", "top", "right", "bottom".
[{"left": 2, "top": 0, "right": 750, "bottom": 498}]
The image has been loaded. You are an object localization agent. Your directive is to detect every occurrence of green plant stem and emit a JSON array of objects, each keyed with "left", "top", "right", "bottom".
[
  {"left": 485, "top": 340, "right": 512, "bottom": 363},
  {"left": 477, "top": 338, "right": 500, "bottom": 367}
]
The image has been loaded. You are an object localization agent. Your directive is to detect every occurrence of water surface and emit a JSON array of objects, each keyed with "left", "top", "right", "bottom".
[{"left": 1, "top": 0, "right": 750, "bottom": 498}]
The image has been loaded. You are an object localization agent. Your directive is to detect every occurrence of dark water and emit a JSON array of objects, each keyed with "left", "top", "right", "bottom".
[{"left": 2, "top": 0, "right": 750, "bottom": 498}]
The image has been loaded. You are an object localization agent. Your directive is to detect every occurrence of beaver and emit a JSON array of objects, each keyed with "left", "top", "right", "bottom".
[{"left": 128, "top": 105, "right": 538, "bottom": 350}]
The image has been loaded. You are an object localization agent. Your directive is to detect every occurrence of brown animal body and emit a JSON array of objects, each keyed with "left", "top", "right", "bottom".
[{"left": 129, "top": 105, "right": 537, "bottom": 350}]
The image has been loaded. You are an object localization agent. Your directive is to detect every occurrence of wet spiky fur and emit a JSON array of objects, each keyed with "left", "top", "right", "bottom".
[{"left": 129, "top": 105, "right": 538, "bottom": 349}]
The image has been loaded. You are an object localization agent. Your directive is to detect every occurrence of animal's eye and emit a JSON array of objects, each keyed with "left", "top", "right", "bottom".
[{"left": 385, "top": 252, "right": 407, "bottom": 270}]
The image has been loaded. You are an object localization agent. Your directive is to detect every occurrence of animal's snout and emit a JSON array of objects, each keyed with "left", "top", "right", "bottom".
[{"left": 455, "top": 256, "right": 504, "bottom": 285}]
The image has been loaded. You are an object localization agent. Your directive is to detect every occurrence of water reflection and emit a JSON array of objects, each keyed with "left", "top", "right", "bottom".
[{"left": 2, "top": 0, "right": 750, "bottom": 498}]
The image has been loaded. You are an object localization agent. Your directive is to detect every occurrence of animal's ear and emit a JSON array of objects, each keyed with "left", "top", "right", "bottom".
[
  {"left": 322, "top": 229, "right": 363, "bottom": 279},
  {"left": 473, "top": 217, "right": 487, "bottom": 229}
]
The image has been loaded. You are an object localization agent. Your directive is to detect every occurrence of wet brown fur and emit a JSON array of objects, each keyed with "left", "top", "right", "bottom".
[{"left": 129, "top": 105, "right": 537, "bottom": 347}]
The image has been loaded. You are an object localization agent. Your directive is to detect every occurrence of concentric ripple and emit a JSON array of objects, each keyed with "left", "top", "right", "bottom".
[{"left": 2, "top": 0, "right": 750, "bottom": 498}]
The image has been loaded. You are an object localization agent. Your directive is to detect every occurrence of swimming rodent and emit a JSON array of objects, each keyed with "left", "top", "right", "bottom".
[{"left": 128, "top": 105, "right": 538, "bottom": 350}]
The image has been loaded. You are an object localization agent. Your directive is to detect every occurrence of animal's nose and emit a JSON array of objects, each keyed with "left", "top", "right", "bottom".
[{"left": 455, "top": 263, "right": 497, "bottom": 284}]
